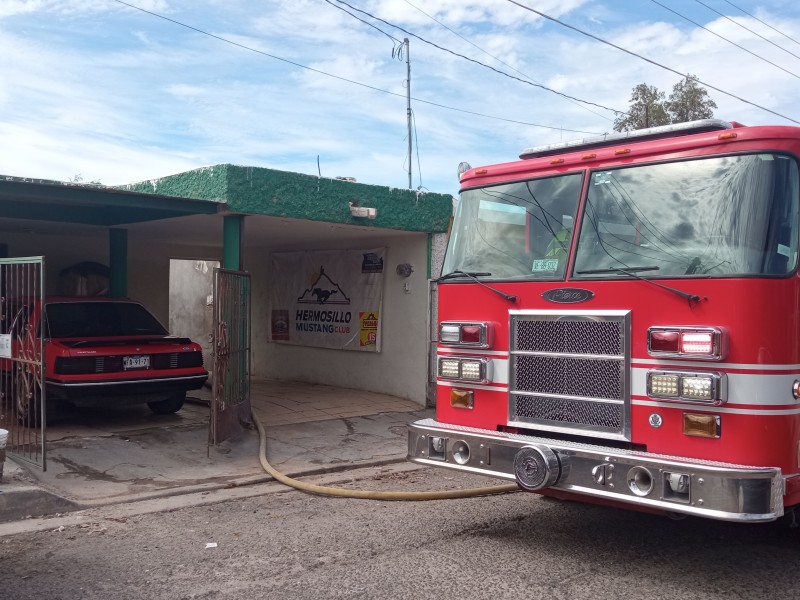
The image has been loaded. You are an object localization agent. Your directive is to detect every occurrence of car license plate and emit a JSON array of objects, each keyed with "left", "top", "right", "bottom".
[{"left": 123, "top": 355, "right": 150, "bottom": 370}]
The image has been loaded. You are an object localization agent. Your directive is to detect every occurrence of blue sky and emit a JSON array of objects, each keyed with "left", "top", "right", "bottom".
[{"left": 1, "top": 0, "right": 799, "bottom": 197}]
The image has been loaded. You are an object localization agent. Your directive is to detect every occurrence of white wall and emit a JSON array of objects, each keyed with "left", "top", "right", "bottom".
[
  {"left": 2, "top": 225, "right": 432, "bottom": 406},
  {"left": 247, "top": 234, "right": 431, "bottom": 405}
]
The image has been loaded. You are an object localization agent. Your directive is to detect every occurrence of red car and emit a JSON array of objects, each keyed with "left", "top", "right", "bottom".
[{"left": 7, "top": 297, "right": 208, "bottom": 424}]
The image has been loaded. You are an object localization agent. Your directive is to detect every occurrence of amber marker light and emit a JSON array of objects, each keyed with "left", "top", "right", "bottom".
[
  {"left": 683, "top": 413, "right": 720, "bottom": 438},
  {"left": 450, "top": 389, "right": 474, "bottom": 409},
  {"left": 550, "top": 158, "right": 565, "bottom": 165},
  {"left": 614, "top": 148, "right": 631, "bottom": 155},
  {"left": 475, "top": 168, "right": 488, "bottom": 175},
  {"left": 718, "top": 132, "right": 738, "bottom": 140},
  {"left": 582, "top": 153, "right": 597, "bottom": 160}
]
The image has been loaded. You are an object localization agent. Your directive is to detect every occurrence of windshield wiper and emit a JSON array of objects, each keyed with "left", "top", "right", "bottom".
[
  {"left": 437, "top": 270, "right": 492, "bottom": 281},
  {"left": 578, "top": 266, "right": 660, "bottom": 274},
  {"left": 577, "top": 266, "right": 705, "bottom": 306},
  {"left": 436, "top": 270, "right": 517, "bottom": 303}
]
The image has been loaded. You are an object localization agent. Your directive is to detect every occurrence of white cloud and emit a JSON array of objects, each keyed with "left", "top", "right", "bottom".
[{"left": 1, "top": 0, "right": 799, "bottom": 197}]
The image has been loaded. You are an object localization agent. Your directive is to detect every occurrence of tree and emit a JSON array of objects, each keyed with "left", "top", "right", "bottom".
[
  {"left": 665, "top": 74, "right": 717, "bottom": 123},
  {"left": 613, "top": 83, "right": 670, "bottom": 132}
]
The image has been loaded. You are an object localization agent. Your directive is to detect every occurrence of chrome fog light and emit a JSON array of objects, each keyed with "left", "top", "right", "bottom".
[{"left": 451, "top": 440, "right": 471, "bottom": 465}]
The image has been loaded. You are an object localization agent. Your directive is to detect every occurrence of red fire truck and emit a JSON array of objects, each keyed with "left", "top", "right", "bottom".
[{"left": 408, "top": 119, "right": 800, "bottom": 522}]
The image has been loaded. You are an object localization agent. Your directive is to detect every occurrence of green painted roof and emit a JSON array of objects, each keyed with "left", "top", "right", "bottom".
[{"left": 120, "top": 164, "right": 453, "bottom": 233}]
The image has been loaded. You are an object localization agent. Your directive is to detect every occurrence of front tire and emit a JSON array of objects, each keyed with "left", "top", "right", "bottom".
[{"left": 147, "top": 392, "right": 185, "bottom": 415}]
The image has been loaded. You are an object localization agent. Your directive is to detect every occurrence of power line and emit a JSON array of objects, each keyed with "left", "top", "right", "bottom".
[
  {"left": 401, "top": 0, "right": 613, "bottom": 122},
  {"left": 721, "top": 0, "right": 800, "bottom": 49},
  {"left": 650, "top": 0, "right": 800, "bottom": 80},
  {"left": 111, "top": 0, "right": 600, "bottom": 135},
  {"left": 331, "top": 0, "right": 624, "bottom": 115},
  {"left": 321, "top": 0, "right": 402, "bottom": 45},
  {"left": 693, "top": 0, "right": 800, "bottom": 62},
  {"left": 505, "top": 0, "right": 800, "bottom": 125}
]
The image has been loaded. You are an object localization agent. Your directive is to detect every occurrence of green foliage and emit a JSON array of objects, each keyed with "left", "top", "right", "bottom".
[
  {"left": 613, "top": 83, "right": 670, "bottom": 132},
  {"left": 665, "top": 74, "right": 717, "bottom": 123},
  {"left": 613, "top": 75, "right": 717, "bottom": 132}
]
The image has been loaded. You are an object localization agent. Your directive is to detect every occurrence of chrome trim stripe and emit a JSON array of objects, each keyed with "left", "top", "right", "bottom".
[
  {"left": 632, "top": 399, "right": 800, "bottom": 416},
  {"left": 633, "top": 359, "right": 800, "bottom": 372},
  {"left": 437, "top": 380, "right": 506, "bottom": 392},
  {"left": 438, "top": 348, "right": 509, "bottom": 357},
  {"left": 49, "top": 374, "right": 208, "bottom": 388},
  {"left": 632, "top": 367, "right": 800, "bottom": 407},
  {"left": 440, "top": 359, "right": 800, "bottom": 408}
]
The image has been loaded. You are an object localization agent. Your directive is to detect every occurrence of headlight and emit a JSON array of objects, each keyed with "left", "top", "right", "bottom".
[
  {"left": 647, "top": 370, "right": 726, "bottom": 405},
  {"left": 437, "top": 356, "right": 492, "bottom": 384}
]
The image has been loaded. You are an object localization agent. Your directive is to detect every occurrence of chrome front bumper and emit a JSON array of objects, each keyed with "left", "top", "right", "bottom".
[{"left": 408, "top": 419, "right": 784, "bottom": 522}]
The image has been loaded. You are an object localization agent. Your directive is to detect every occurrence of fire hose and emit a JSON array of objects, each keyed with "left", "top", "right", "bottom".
[{"left": 253, "top": 409, "right": 520, "bottom": 501}]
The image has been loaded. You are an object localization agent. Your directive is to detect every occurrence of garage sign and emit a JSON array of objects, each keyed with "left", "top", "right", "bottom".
[{"left": 270, "top": 248, "right": 385, "bottom": 352}]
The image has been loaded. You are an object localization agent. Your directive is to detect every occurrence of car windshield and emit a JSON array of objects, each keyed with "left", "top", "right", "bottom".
[
  {"left": 45, "top": 301, "right": 168, "bottom": 338},
  {"left": 442, "top": 172, "right": 583, "bottom": 279},
  {"left": 573, "top": 153, "right": 800, "bottom": 278}
]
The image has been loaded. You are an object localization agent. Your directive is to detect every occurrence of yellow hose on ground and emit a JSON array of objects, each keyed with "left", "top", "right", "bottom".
[{"left": 253, "top": 410, "right": 520, "bottom": 500}]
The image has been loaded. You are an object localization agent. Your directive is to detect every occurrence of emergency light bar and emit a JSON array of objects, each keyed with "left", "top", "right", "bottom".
[{"left": 519, "top": 119, "right": 735, "bottom": 160}]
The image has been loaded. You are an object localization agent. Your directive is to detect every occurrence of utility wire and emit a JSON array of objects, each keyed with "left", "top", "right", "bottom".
[
  {"left": 693, "top": 0, "right": 800, "bottom": 62},
  {"left": 505, "top": 0, "right": 800, "bottom": 125},
  {"left": 401, "top": 0, "right": 613, "bottom": 122},
  {"left": 722, "top": 0, "right": 800, "bottom": 50},
  {"left": 650, "top": 0, "right": 800, "bottom": 80},
  {"left": 111, "top": 0, "right": 600, "bottom": 135},
  {"left": 331, "top": 0, "right": 623, "bottom": 115},
  {"left": 323, "top": 0, "right": 402, "bottom": 44}
]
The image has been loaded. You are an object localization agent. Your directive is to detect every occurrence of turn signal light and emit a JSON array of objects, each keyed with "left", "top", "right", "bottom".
[
  {"left": 683, "top": 413, "right": 720, "bottom": 438},
  {"left": 450, "top": 389, "right": 474, "bottom": 409}
]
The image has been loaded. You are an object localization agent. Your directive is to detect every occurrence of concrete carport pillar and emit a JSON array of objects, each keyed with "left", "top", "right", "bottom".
[
  {"left": 223, "top": 215, "right": 244, "bottom": 270},
  {"left": 109, "top": 228, "right": 127, "bottom": 298}
]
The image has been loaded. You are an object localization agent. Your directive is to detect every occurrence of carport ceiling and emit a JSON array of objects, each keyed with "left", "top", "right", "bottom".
[
  {"left": 0, "top": 177, "right": 218, "bottom": 226},
  {"left": 0, "top": 213, "right": 413, "bottom": 251}
]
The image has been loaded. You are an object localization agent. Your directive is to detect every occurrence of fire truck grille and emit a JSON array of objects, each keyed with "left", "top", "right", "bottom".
[
  {"left": 514, "top": 355, "right": 622, "bottom": 399},
  {"left": 509, "top": 312, "right": 630, "bottom": 440},
  {"left": 512, "top": 395, "right": 623, "bottom": 429}
]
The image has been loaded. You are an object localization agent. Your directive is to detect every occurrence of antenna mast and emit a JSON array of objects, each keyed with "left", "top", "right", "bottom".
[{"left": 405, "top": 38, "right": 412, "bottom": 189}]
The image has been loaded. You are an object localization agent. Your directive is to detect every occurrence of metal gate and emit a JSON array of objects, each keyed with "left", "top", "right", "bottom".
[
  {"left": 209, "top": 268, "right": 252, "bottom": 445},
  {"left": 0, "top": 257, "right": 47, "bottom": 469}
]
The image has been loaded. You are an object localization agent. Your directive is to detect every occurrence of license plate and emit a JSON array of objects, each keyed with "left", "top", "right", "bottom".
[{"left": 123, "top": 355, "right": 150, "bottom": 370}]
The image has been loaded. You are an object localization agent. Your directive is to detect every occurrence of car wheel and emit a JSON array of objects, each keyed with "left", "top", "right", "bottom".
[{"left": 148, "top": 392, "right": 185, "bottom": 415}]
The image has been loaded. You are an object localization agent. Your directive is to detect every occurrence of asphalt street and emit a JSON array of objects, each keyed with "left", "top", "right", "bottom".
[{"left": 1, "top": 464, "right": 798, "bottom": 600}]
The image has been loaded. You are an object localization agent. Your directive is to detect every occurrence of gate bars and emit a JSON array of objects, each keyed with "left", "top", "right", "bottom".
[
  {"left": 0, "top": 257, "right": 46, "bottom": 469},
  {"left": 210, "top": 268, "right": 252, "bottom": 446}
]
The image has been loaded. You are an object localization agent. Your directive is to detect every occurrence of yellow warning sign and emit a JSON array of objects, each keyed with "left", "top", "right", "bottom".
[{"left": 359, "top": 311, "right": 379, "bottom": 346}]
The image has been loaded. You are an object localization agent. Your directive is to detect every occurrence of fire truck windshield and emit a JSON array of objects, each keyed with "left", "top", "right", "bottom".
[
  {"left": 574, "top": 153, "right": 799, "bottom": 278},
  {"left": 443, "top": 172, "right": 583, "bottom": 279},
  {"left": 444, "top": 153, "right": 799, "bottom": 280}
]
